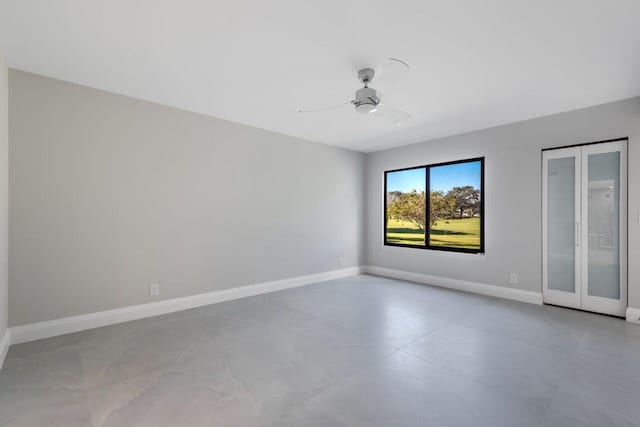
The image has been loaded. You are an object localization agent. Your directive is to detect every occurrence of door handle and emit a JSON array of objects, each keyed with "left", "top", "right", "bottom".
[{"left": 575, "top": 221, "right": 580, "bottom": 247}]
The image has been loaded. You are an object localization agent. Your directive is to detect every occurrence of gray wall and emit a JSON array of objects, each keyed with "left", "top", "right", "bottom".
[
  {"left": 9, "top": 70, "right": 364, "bottom": 326},
  {"left": 365, "top": 97, "right": 640, "bottom": 309},
  {"left": 0, "top": 53, "right": 7, "bottom": 338}
]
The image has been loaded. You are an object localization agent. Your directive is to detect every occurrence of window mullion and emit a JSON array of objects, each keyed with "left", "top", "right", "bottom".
[{"left": 425, "top": 166, "right": 430, "bottom": 248}]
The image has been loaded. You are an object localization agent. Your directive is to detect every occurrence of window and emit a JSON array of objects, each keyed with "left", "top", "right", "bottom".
[{"left": 384, "top": 158, "right": 484, "bottom": 253}]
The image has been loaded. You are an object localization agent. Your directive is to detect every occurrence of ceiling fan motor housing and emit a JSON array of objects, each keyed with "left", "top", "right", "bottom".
[{"left": 354, "top": 87, "right": 380, "bottom": 113}]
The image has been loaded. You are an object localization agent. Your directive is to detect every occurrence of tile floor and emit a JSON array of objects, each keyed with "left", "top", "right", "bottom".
[{"left": 1, "top": 274, "right": 640, "bottom": 426}]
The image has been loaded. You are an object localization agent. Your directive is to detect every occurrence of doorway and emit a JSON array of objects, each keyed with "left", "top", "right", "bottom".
[{"left": 542, "top": 139, "right": 627, "bottom": 316}]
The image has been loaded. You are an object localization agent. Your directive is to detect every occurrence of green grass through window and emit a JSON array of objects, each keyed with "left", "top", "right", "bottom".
[{"left": 386, "top": 217, "right": 480, "bottom": 250}]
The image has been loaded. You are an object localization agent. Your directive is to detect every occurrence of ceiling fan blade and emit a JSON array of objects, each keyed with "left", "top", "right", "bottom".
[
  {"left": 388, "top": 57, "right": 410, "bottom": 70},
  {"left": 376, "top": 58, "right": 410, "bottom": 86},
  {"left": 372, "top": 104, "right": 412, "bottom": 125},
  {"left": 298, "top": 101, "right": 351, "bottom": 113}
]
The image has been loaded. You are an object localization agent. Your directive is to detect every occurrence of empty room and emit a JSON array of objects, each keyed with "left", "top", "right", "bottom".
[{"left": 1, "top": 1, "right": 640, "bottom": 426}]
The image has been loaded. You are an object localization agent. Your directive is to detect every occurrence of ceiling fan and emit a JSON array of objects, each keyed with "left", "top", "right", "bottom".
[{"left": 298, "top": 58, "right": 412, "bottom": 125}]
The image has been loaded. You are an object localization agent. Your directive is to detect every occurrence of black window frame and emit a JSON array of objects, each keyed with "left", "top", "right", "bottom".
[{"left": 384, "top": 157, "right": 485, "bottom": 254}]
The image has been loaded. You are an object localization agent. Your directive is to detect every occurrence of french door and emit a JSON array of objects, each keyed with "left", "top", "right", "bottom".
[{"left": 542, "top": 139, "right": 627, "bottom": 317}]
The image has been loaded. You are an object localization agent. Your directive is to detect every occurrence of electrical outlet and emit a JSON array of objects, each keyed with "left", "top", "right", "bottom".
[
  {"left": 149, "top": 283, "right": 160, "bottom": 296},
  {"left": 509, "top": 274, "right": 518, "bottom": 285}
]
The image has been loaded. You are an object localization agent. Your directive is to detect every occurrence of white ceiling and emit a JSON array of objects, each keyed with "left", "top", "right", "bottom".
[{"left": 1, "top": 1, "right": 640, "bottom": 152}]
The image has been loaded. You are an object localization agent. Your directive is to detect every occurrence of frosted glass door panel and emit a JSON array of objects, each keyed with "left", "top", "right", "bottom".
[
  {"left": 547, "top": 157, "right": 576, "bottom": 293},
  {"left": 542, "top": 147, "right": 581, "bottom": 309},
  {"left": 586, "top": 152, "right": 620, "bottom": 300}
]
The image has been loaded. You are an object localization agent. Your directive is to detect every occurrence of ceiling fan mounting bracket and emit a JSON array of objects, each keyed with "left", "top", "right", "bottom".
[{"left": 358, "top": 68, "right": 375, "bottom": 86}]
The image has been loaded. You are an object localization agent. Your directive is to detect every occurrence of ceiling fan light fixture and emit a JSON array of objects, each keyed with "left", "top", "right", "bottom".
[
  {"left": 356, "top": 103, "right": 378, "bottom": 114},
  {"left": 354, "top": 86, "right": 379, "bottom": 114}
]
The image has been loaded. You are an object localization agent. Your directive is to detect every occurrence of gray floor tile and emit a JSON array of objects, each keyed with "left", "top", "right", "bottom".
[
  {"left": 0, "top": 387, "right": 93, "bottom": 427},
  {"left": 269, "top": 284, "right": 445, "bottom": 349},
  {"left": 0, "top": 346, "right": 91, "bottom": 426},
  {"left": 555, "top": 350, "right": 640, "bottom": 423},
  {"left": 542, "top": 382, "right": 639, "bottom": 427},
  {"left": 402, "top": 324, "right": 572, "bottom": 410},
  {"left": 457, "top": 299, "right": 588, "bottom": 354},
  {"left": 285, "top": 351, "right": 545, "bottom": 427}
]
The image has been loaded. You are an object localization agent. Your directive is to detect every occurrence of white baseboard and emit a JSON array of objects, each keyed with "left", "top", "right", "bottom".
[
  {"left": 626, "top": 307, "right": 640, "bottom": 324},
  {"left": 0, "top": 330, "right": 9, "bottom": 370},
  {"left": 8, "top": 267, "right": 362, "bottom": 346},
  {"left": 363, "top": 265, "right": 543, "bottom": 305}
]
